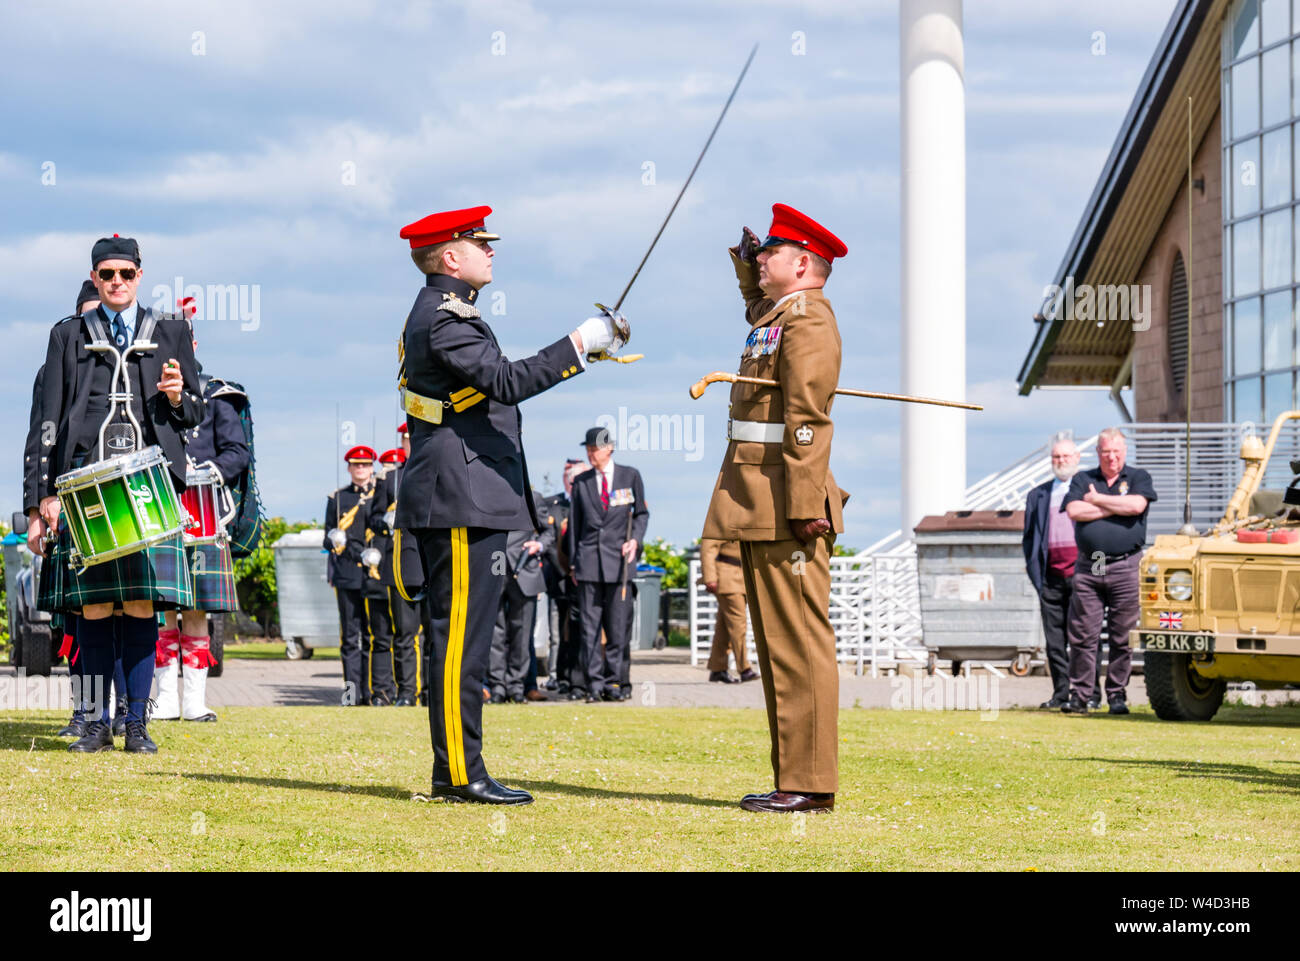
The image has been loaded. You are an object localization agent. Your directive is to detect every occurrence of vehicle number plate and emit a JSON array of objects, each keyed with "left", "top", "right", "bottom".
[{"left": 1139, "top": 632, "right": 1215, "bottom": 653}]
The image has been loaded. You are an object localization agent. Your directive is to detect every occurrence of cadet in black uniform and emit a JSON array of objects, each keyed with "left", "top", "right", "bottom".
[
  {"left": 542, "top": 459, "right": 585, "bottom": 695},
  {"left": 324, "top": 445, "right": 378, "bottom": 705},
  {"left": 395, "top": 205, "right": 627, "bottom": 804}
]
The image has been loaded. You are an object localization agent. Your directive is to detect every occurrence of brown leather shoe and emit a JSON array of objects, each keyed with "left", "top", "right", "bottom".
[
  {"left": 525, "top": 690, "right": 547, "bottom": 702},
  {"left": 740, "top": 791, "right": 834, "bottom": 813}
]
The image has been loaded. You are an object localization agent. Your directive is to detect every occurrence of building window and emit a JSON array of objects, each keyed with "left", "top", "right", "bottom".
[{"left": 1223, "top": 0, "right": 1300, "bottom": 423}]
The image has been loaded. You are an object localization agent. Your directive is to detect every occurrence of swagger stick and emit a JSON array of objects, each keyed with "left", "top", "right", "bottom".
[{"left": 688, "top": 371, "right": 983, "bottom": 410}]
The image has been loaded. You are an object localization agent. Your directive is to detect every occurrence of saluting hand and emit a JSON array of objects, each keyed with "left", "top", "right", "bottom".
[
  {"left": 157, "top": 358, "right": 184, "bottom": 406},
  {"left": 737, "top": 226, "right": 761, "bottom": 264}
]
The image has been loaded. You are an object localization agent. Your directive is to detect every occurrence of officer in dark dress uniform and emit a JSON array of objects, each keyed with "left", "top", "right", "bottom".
[
  {"left": 364, "top": 446, "right": 419, "bottom": 705},
  {"left": 324, "top": 445, "right": 379, "bottom": 705},
  {"left": 394, "top": 205, "right": 627, "bottom": 805}
]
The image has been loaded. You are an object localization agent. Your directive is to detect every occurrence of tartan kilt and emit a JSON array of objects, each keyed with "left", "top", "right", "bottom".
[
  {"left": 44, "top": 526, "right": 194, "bottom": 613},
  {"left": 185, "top": 540, "right": 240, "bottom": 612}
]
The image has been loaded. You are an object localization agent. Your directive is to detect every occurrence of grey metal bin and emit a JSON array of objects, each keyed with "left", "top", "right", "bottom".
[
  {"left": 630, "top": 565, "right": 665, "bottom": 650},
  {"left": 913, "top": 511, "right": 1041, "bottom": 675},
  {"left": 273, "top": 529, "right": 340, "bottom": 659}
]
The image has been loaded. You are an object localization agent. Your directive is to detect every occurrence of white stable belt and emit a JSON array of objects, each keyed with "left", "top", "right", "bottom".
[{"left": 728, "top": 419, "right": 784, "bottom": 444}]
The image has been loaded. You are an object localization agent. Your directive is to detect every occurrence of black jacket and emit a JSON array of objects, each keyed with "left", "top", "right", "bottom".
[
  {"left": 1022, "top": 478, "right": 1056, "bottom": 594},
  {"left": 566, "top": 464, "right": 649, "bottom": 583},
  {"left": 367, "top": 466, "right": 426, "bottom": 593},
  {"left": 36, "top": 306, "right": 204, "bottom": 502},
  {"left": 504, "top": 489, "right": 556, "bottom": 597},
  {"left": 324, "top": 481, "right": 376, "bottom": 591},
  {"left": 181, "top": 376, "right": 251, "bottom": 485},
  {"left": 393, "top": 274, "right": 583, "bottom": 532}
]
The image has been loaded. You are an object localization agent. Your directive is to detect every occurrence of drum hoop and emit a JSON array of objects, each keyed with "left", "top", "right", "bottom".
[
  {"left": 68, "top": 525, "right": 184, "bottom": 569},
  {"left": 185, "top": 466, "right": 222, "bottom": 485},
  {"left": 55, "top": 446, "right": 169, "bottom": 491}
]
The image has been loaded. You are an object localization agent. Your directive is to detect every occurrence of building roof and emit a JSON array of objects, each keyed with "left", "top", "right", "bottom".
[{"left": 1017, "top": 0, "right": 1225, "bottom": 395}]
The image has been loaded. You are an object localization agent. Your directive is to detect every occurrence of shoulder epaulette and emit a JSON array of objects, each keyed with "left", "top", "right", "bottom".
[{"left": 438, "top": 291, "right": 481, "bottom": 320}]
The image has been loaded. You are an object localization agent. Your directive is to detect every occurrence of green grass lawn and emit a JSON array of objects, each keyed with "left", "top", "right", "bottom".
[
  {"left": 1, "top": 703, "right": 1297, "bottom": 871},
  {"left": 224, "top": 640, "right": 338, "bottom": 660}
]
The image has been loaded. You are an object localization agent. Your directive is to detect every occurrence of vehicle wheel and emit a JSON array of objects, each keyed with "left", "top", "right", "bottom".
[
  {"left": 285, "top": 637, "right": 304, "bottom": 660},
  {"left": 11, "top": 619, "right": 23, "bottom": 668},
  {"left": 22, "top": 624, "right": 53, "bottom": 678},
  {"left": 1144, "top": 651, "right": 1226, "bottom": 721},
  {"left": 301, "top": 644, "right": 315, "bottom": 660},
  {"left": 1010, "top": 652, "right": 1031, "bottom": 677},
  {"left": 208, "top": 615, "right": 226, "bottom": 678},
  {"left": 926, "top": 652, "right": 936, "bottom": 676}
]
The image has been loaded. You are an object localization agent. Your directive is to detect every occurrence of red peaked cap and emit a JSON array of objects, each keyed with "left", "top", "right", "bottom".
[
  {"left": 760, "top": 203, "right": 848, "bottom": 262},
  {"left": 397, "top": 422, "right": 409, "bottom": 435},
  {"left": 379, "top": 448, "right": 406, "bottom": 465},
  {"left": 399, "top": 205, "right": 500, "bottom": 249},
  {"left": 344, "top": 445, "right": 377, "bottom": 463}
]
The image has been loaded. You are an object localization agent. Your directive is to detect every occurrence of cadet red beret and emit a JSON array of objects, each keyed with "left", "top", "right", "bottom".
[
  {"left": 379, "top": 448, "right": 406, "bottom": 465},
  {"left": 397, "top": 422, "right": 409, "bottom": 435},
  {"left": 91, "top": 234, "right": 141, "bottom": 267},
  {"left": 399, "top": 206, "right": 500, "bottom": 249},
  {"left": 344, "top": 445, "right": 377, "bottom": 463},
  {"left": 759, "top": 203, "right": 848, "bottom": 262}
]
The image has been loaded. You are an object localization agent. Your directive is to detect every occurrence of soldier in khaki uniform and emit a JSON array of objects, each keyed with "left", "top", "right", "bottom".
[
  {"left": 698, "top": 536, "right": 758, "bottom": 683},
  {"left": 702, "top": 203, "right": 848, "bottom": 814}
]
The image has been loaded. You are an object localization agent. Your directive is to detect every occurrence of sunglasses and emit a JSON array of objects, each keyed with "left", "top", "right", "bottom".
[{"left": 96, "top": 267, "right": 138, "bottom": 281}]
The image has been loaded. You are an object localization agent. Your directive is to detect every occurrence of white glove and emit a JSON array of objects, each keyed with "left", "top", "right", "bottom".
[{"left": 577, "top": 315, "right": 616, "bottom": 354}]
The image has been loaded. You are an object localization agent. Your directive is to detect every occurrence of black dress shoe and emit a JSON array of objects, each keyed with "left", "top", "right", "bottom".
[
  {"left": 601, "top": 686, "right": 621, "bottom": 701},
  {"left": 739, "top": 668, "right": 760, "bottom": 682},
  {"left": 394, "top": 696, "right": 415, "bottom": 707},
  {"left": 557, "top": 680, "right": 571, "bottom": 694},
  {"left": 56, "top": 714, "right": 87, "bottom": 738},
  {"left": 430, "top": 776, "right": 533, "bottom": 805},
  {"left": 567, "top": 689, "right": 588, "bottom": 701},
  {"left": 709, "top": 671, "right": 738, "bottom": 683},
  {"left": 123, "top": 720, "right": 158, "bottom": 754},
  {"left": 111, "top": 712, "right": 126, "bottom": 737},
  {"left": 1061, "top": 696, "right": 1090, "bottom": 715},
  {"left": 371, "top": 696, "right": 394, "bottom": 707},
  {"left": 619, "top": 687, "right": 632, "bottom": 701},
  {"left": 418, "top": 693, "right": 428, "bottom": 707},
  {"left": 490, "top": 693, "right": 507, "bottom": 704},
  {"left": 741, "top": 791, "right": 834, "bottom": 813},
  {"left": 1040, "top": 696, "right": 1069, "bottom": 709},
  {"left": 69, "top": 720, "right": 114, "bottom": 753},
  {"left": 585, "top": 693, "right": 603, "bottom": 704},
  {"left": 1086, "top": 696, "right": 1101, "bottom": 710},
  {"left": 1108, "top": 697, "right": 1130, "bottom": 716}
]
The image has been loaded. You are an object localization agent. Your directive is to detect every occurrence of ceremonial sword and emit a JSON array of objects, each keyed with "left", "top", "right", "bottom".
[{"left": 590, "top": 43, "right": 760, "bottom": 364}]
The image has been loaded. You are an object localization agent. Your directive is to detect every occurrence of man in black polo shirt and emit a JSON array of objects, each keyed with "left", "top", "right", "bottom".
[{"left": 1061, "top": 428, "right": 1157, "bottom": 715}]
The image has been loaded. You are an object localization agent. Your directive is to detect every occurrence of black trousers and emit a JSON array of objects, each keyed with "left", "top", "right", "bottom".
[
  {"left": 489, "top": 578, "right": 537, "bottom": 698},
  {"left": 576, "top": 580, "right": 634, "bottom": 695},
  {"left": 548, "top": 589, "right": 584, "bottom": 689},
  {"left": 415, "top": 527, "right": 508, "bottom": 787},
  {"left": 1038, "top": 574, "right": 1073, "bottom": 701},
  {"left": 334, "top": 587, "right": 367, "bottom": 705},
  {"left": 362, "top": 593, "right": 396, "bottom": 704},
  {"left": 389, "top": 586, "right": 424, "bottom": 702}
]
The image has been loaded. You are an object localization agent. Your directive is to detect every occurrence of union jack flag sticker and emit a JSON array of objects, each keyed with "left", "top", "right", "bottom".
[{"left": 1159, "top": 611, "right": 1183, "bottom": 629}]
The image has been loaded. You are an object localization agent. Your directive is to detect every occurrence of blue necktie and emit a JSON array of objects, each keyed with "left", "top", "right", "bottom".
[{"left": 111, "top": 313, "right": 129, "bottom": 349}]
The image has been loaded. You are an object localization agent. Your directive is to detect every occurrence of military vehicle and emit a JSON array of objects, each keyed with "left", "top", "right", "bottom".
[{"left": 1135, "top": 412, "right": 1300, "bottom": 720}]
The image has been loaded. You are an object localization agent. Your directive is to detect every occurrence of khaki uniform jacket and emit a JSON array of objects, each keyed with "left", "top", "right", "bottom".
[
  {"left": 699, "top": 537, "right": 745, "bottom": 595},
  {"left": 702, "top": 248, "right": 847, "bottom": 541}
]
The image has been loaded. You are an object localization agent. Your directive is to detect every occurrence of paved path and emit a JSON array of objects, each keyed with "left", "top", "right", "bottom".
[{"left": 6, "top": 646, "right": 1297, "bottom": 712}]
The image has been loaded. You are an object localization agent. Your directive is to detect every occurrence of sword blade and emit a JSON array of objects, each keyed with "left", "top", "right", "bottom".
[{"left": 612, "top": 43, "right": 759, "bottom": 311}]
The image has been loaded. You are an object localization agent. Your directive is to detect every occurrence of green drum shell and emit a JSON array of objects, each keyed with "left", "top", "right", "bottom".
[{"left": 55, "top": 446, "right": 184, "bottom": 567}]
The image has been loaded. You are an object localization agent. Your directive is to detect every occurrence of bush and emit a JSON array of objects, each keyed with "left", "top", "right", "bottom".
[
  {"left": 641, "top": 537, "right": 690, "bottom": 589},
  {"left": 233, "top": 517, "right": 318, "bottom": 636}
]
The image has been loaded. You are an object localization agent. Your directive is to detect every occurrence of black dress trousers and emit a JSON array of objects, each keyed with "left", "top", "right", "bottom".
[
  {"left": 388, "top": 588, "right": 424, "bottom": 702},
  {"left": 417, "top": 526, "right": 508, "bottom": 787},
  {"left": 334, "top": 587, "right": 367, "bottom": 705}
]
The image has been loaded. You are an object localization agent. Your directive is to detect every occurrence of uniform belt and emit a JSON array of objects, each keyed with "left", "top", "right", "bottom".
[
  {"left": 401, "top": 385, "right": 487, "bottom": 425},
  {"left": 727, "top": 419, "right": 783, "bottom": 444}
]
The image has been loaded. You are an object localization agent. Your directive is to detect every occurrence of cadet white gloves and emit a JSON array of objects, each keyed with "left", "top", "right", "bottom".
[{"left": 576, "top": 313, "right": 626, "bottom": 354}]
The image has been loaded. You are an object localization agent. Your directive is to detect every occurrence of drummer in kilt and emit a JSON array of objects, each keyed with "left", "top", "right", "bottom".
[
  {"left": 153, "top": 308, "right": 249, "bottom": 723},
  {"left": 34, "top": 235, "right": 204, "bottom": 754}
]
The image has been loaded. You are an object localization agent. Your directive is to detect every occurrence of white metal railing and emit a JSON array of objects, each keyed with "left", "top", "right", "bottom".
[{"left": 688, "top": 421, "right": 1300, "bottom": 674}]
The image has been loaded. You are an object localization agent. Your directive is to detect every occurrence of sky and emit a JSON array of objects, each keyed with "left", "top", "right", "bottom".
[{"left": 0, "top": 0, "right": 1179, "bottom": 549}]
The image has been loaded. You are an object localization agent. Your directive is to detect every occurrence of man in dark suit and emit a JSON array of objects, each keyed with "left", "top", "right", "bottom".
[
  {"left": 394, "top": 205, "right": 627, "bottom": 805},
  {"left": 566, "top": 427, "right": 650, "bottom": 702},
  {"left": 542, "top": 459, "right": 585, "bottom": 696},
  {"left": 32, "top": 235, "right": 205, "bottom": 754},
  {"left": 324, "top": 446, "right": 378, "bottom": 706},
  {"left": 488, "top": 489, "right": 554, "bottom": 703},
  {"left": 1022, "top": 435, "right": 1084, "bottom": 709}
]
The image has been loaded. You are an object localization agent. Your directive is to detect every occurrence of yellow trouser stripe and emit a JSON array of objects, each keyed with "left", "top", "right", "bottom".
[
  {"left": 364, "top": 598, "right": 376, "bottom": 699},
  {"left": 445, "top": 527, "right": 469, "bottom": 785},
  {"left": 393, "top": 529, "right": 413, "bottom": 602}
]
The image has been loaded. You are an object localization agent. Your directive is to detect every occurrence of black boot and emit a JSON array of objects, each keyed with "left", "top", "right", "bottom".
[
  {"left": 430, "top": 776, "right": 533, "bottom": 805},
  {"left": 68, "top": 720, "right": 114, "bottom": 753},
  {"left": 123, "top": 719, "right": 158, "bottom": 754},
  {"left": 56, "top": 709, "right": 87, "bottom": 738},
  {"left": 111, "top": 698, "right": 128, "bottom": 737}
]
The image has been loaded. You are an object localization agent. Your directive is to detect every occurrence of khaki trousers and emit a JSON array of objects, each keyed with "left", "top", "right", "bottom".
[
  {"left": 706, "top": 591, "right": 752, "bottom": 673},
  {"left": 740, "top": 534, "right": 838, "bottom": 794}
]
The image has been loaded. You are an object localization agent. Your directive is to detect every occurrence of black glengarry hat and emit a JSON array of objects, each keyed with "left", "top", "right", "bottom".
[{"left": 91, "top": 234, "right": 140, "bottom": 267}]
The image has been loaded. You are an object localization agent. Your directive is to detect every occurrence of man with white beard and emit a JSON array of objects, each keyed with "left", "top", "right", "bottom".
[{"left": 1022, "top": 435, "right": 1093, "bottom": 709}]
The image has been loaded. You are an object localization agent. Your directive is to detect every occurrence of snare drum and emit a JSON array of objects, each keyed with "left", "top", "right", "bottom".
[
  {"left": 55, "top": 445, "right": 185, "bottom": 568},
  {"left": 181, "top": 465, "right": 236, "bottom": 545}
]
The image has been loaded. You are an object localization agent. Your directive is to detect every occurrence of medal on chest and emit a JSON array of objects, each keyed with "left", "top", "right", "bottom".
[{"left": 743, "top": 325, "right": 782, "bottom": 360}]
